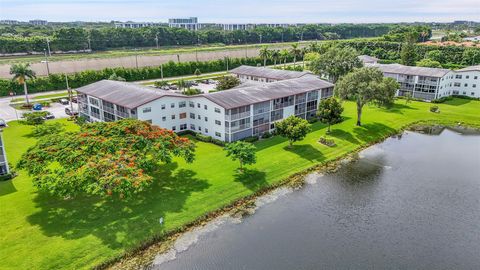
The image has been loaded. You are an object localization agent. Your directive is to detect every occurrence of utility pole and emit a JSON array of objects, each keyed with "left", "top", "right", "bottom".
[
  {"left": 46, "top": 38, "right": 51, "bottom": 56},
  {"left": 196, "top": 35, "right": 199, "bottom": 62},
  {"left": 160, "top": 64, "right": 164, "bottom": 80},
  {"left": 281, "top": 32, "right": 284, "bottom": 43},
  {"left": 155, "top": 33, "right": 159, "bottom": 49},
  {"left": 87, "top": 37, "right": 91, "bottom": 52},
  {"left": 260, "top": 34, "right": 262, "bottom": 44},
  {"left": 65, "top": 74, "right": 74, "bottom": 117},
  {"left": 44, "top": 49, "right": 50, "bottom": 76},
  {"left": 134, "top": 48, "right": 139, "bottom": 69},
  {"left": 225, "top": 56, "right": 229, "bottom": 71}
]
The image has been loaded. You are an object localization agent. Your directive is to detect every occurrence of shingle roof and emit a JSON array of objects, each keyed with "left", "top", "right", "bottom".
[
  {"left": 230, "top": 65, "right": 311, "bottom": 80},
  {"left": 76, "top": 80, "right": 183, "bottom": 109},
  {"left": 366, "top": 63, "right": 450, "bottom": 78},
  {"left": 457, "top": 65, "right": 480, "bottom": 72},
  {"left": 202, "top": 76, "right": 333, "bottom": 109}
]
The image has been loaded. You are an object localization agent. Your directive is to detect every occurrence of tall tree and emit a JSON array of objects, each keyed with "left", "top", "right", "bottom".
[
  {"left": 289, "top": 43, "right": 301, "bottom": 68},
  {"left": 271, "top": 49, "right": 280, "bottom": 67},
  {"left": 10, "top": 63, "right": 36, "bottom": 105},
  {"left": 18, "top": 119, "right": 196, "bottom": 199},
  {"left": 309, "top": 45, "right": 363, "bottom": 83},
  {"left": 216, "top": 76, "right": 240, "bottom": 90},
  {"left": 317, "top": 97, "right": 344, "bottom": 132},
  {"left": 335, "top": 67, "right": 399, "bottom": 126},
  {"left": 280, "top": 49, "right": 290, "bottom": 68},
  {"left": 224, "top": 141, "right": 257, "bottom": 171},
  {"left": 275, "top": 116, "right": 311, "bottom": 147},
  {"left": 400, "top": 32, "right": 417, "bottom": 66},
  {"left": 259, "top": 46, "right": 271, "bottom": 67}
]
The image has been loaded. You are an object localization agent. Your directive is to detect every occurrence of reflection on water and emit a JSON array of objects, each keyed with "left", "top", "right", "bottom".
[{"left": 155, "top": 129, "right": 480, "bottom": 270}]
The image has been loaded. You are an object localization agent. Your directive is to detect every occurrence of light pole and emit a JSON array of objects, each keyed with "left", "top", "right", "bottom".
[
  {"left": 134, "top": 48, "right": 139, "bottom": 69},
  {"left": 155, "top": 33, "right": 159, "bottom": 49},
  {"left": 65, "top": 74, "right": 74, "bottom": 118},
  {"left": 260, "top": 34, "right": 262, "bottom": 44},
  {"left": 46, "top": 38, "right": 51, "bottom": 56},
  {"left": 43, "top": 49, "right": 50, "bottom": 76}
]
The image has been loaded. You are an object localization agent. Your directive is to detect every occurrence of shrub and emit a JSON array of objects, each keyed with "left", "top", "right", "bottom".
[
  {"left": 183, "top": 88, "right": 202, "bottom": 96},
  {"left": 432, "top": 96, "right": 453, "bottom": 103},
  {"left": 319, "top": 136, "right": 336, "bottom": 147},
  {"left": 211, "top": 138, "right": 226, "bottom": 147},
  {"left": 261, "top": 131, "right": 272, "bottom": 139},
  {"left": 21, "top": 111, "right": 48, "bottom": 125},
  {"left": 30, "top": 122, "right": 65, "bottom": 137},
  {"left": 242, "top": 136, "right": 259, "bottom": 143},
  {"left": 308, "top": 117, "right": 319, "bottom": 124},
  {"left": 195, "top": 133, "right": 212, "bottom": 142},
  {"left": 430, "top": 105, "right": 440, "bottom": 113}
]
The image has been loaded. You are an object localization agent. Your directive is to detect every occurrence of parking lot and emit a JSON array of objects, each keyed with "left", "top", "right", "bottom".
[{"left": 0, "top": 95, "right": 78, "bottom": 123}]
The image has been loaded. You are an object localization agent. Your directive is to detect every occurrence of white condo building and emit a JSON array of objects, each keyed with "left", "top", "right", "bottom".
[
  {"left": 77, "top": 66, "right": 334, "bottom": 142},
  {"left": 366, "top": 63, "right": 480, "bottom": 100}
]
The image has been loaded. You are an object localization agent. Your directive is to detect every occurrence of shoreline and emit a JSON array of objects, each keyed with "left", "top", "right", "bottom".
[{"left": 98, "top": 122, "right": 479, "bottom": 270}]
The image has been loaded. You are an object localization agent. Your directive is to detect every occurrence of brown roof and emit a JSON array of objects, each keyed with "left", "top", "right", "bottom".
[
  {"left": 76, "top": 80, "right": 183, "bottom": 109},
  {"left": 366, "top": 63, "right": 450, "bottom": 78},
  {"left": 202, "top": 76, "right": 333, "bottom": 109}
]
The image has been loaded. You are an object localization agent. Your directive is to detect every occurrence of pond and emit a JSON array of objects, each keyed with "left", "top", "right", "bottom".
[{"left": 154, "top": 128, "right": 480, "bottom": 270}]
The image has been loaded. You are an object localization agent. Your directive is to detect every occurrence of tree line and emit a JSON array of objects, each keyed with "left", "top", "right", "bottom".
[{"left": 0, "top": 24, "right": 394, "bottom": 54}]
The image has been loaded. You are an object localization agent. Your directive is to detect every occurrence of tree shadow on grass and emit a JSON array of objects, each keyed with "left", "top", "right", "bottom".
[
  {"left": 353, "top": 122, "right": 397, "bottom": 143},
  {"left": 233, "top": 168, "right": 267, "bottom": 191},
  {"left": 443, "top": 98, "right": 472, "bottom": 106},
  {"left": 381, "top": 103, "right": 418, "bottom": 114},
  {"left": 26, "top": 162, "right": 211, "bottom": 250},
  {"left": 284, "top": 144, "right": 325, "bottom": 163},
  {"left": 329, "top": 128, "right": 360, "bottom": 145}
]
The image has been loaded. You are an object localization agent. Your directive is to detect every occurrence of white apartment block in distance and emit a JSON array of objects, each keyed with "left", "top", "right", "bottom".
[
  {"left": 168, "top": 17, "right": 199, "bottom": 31},
  {"left": 366, "top": 63, "right": 480, "bottom": 100},
  {"left": 76, "top": 66, "right": 334, "bottom": 142}
]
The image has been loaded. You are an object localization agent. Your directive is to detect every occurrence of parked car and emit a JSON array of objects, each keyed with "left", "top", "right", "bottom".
[
  {"left": 169, "top": 84, "right": 178, "bottom": 90},
  {"left": 32, "top": 103, "right": 42, "bottom": 111},
  {"left": 59, "top": 98, "right": 69, "bottom": 105},
  {"left": 0, "top": 118, "right": 6, "bottom": 127},
  {"left": 71, "top": 96, "right": 78, "bottom": 103},
  {"left": 65, "top": 107, "right": 79, "bottom": 116},
  {"left": 43, "top": 112, "right": 55, "bottom": 120}
]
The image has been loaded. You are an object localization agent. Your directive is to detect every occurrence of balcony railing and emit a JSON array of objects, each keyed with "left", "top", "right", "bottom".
[
  {"left": 116, "top": 110, "right": 130, "bottom": 118},
  {"left": 225, "top": 111, "right": 251, "bottom": 121}
]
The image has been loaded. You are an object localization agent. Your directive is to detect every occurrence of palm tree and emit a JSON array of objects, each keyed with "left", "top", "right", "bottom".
[
  {"left": 301, "top": 47, "right": 308, "bottom": 70},
  {"left": 10, "top": 63, "right": 36, "bottom": 106},
  {"left": 271, "top": 49, "right": 280, "bottom": 67},
  {"left": 279, "top": 49, "right": 290, "bottom": 69},
  {"left": 289, "top": 43, "right": 301, "bottom": 68},
  {"left": 259, "top": 46, "right": 271, "bottom": 67}
]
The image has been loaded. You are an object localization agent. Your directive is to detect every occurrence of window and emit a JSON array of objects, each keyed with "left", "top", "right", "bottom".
[
  {"left": 455, "top": 75, "right": 462, "bottom": 79},
  {"left": 463, "top": 91, "right": 466, "bottom": 95},
  {"left": 204, "top": 116, "right": 208, "bottom": 122},
  {"left": 215, "top": 120, "right": 221, "bottom": 125},
  {"left": 464, "top": 83, "right": 468, "bottom": 87},
  {"left": 473, "top": 84, "right": 477, "bottom": 88},
  {"left": 179, "top": 113, "right": 186, "bottom": 119},
  {"left": 466, "top": 75, "right": 470, "bottom": 79},
  {"left": 190, "top": 124, "right": 195, "bottom": 130},
  {"left": 204, "top": 105, "right": 208, "bottom": 110},
  {"left": 179, "top": 101, "right": 186, "bottom": 108},
  {"left": 171, "top": 115, "right": 176, "bottom": 120},
  {"left": 189, "top": 101, "right": 194, "bottom": 108},
  {"left": 197, "top": 115, "right": 201, "bottom": 120},
  {"left": 180, "top": 124, "right": 187, "bottom": 130},
  {"left": 198, "top": 126, "right": 202, "bottom": 131},
  {"left": 214, "top": 107, "right": 221, "bottom": 113},
  {"left": 172, "top": 126, "right": 176, "bottom": 131},
  {"left": 162, "top": 116, "right": 166, "bottom": 121},
  {"left": 190, "top": 113, "right": 195, "bottom": 119},
  {"left": 197, "top": 103, "right": 201, "bottom": 108},
  {"left": 142, "top": 107, "right": 151, "bottom": 113},
  {"left": 215, "top": 132, "right": 221, "bottom": 137},
  {"left": 161, "top": 104, "right": 166, "bottom": 110},
  {"left": 475, "top": 76, "right": 478, "bottom": 79},
  {"left": 205, "top": 128, "right": 208, "bottom": 133},
  {"left": 472, "top": 92, "right": 475, "bottom": 96},
  {"left": 454, "top": 82, "right": 461, "bottom": 87},
  {"left": 171, "top": 103, "right": 175, "bottom": 108}
]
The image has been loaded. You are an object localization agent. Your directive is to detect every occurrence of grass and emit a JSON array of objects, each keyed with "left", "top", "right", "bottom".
[
  {"left": 10, "top": 91, "right": 76, "bottom": 103},
  {"left": 0, "top": 98, "right": 479, "bottom": 269},
  {"left": 140, "top": 72, "right": 228, "bottom": 86}
]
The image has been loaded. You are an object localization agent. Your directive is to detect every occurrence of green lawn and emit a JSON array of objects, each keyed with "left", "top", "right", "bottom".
[
  {"left": 10, "top": 91, "right": 76, "bottom": 103},
  {"left": 0, "top": 98, "right": 479, "bottom": 269}
]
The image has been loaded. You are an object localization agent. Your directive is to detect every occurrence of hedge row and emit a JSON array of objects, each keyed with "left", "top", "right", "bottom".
[{"left": 1, "top": 56, "right": 293, "bottom": 97}]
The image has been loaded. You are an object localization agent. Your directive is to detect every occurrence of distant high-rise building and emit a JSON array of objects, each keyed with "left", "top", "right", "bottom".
[
  {"left": 0, "top": 20, "right": 19, "bottom": 25},
  {"left": 29, "top": 19, "right": 48, "bottom": 26},
  {"left": 168, "top": 17, "right": 200, "bottom": 31},
  {"left": 114, "top": 21, "right": 158, "bottom": 28}
]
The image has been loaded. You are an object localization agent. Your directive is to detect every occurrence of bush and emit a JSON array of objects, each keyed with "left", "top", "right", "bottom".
[
  {"left": 211, "top": 139, "right": 226, "bottom": 146},
  {"left": 242, "top": 136, "right": 259, "bottom": 143},
  {"left": 261, "top": 131, "right": 272, "bottom": 139},
  {"left": 21, "top": 111, "right": 48, "bottom": 125},
  {"left": 183, "top": 88, "right": 202, "bottom": 96},
  {"left": 177, "top": 130, "right": 196, "bottom": 136},
  {"left": 195, "top": 133, "right": 212, "bottom": 142},
  {"left": 30, "top": 122, "right": 65, "bottom": 137},
  {"left": 319, "top": 136, "right": 336, "bottom": 147},
  {"left": 308, "top": 117, "right": 318, "bottom": 124},
  {"left": 430, "top": 105, "right": 440, "bottom": 113},
  {"left": 432, "top": 96, "right": 453, "bottom": 103}
]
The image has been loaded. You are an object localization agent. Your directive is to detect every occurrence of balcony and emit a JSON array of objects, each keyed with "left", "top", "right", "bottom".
[
  {"left": 225, "top": 111, "right": 251, "bottom": 121},
  {"left": 116, "top": 110, "right": 130, "bottom": 118}
]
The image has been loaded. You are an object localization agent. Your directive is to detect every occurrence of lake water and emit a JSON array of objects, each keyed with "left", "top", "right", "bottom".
[{"left": 154, "top": 129, "right": 480, "bottom": 270}]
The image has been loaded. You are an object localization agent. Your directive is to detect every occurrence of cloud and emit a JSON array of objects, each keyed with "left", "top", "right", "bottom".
[{"left": 0, "top": 0, "right": 479, "bottom": 23}]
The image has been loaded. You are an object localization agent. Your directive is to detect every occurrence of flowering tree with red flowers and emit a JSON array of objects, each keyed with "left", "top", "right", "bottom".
[{"left": 18, "top": 119, "right": 195, "bottom": 199}]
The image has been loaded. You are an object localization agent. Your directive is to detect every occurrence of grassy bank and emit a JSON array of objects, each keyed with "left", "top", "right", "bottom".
[{"left": 0, "top": 98, "right": 479, "bottom": 269}]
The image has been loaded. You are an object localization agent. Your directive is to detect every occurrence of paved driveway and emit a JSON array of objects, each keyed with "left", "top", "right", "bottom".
[{"left": 0, "top": 95, "right": 77, "bottom": 122}]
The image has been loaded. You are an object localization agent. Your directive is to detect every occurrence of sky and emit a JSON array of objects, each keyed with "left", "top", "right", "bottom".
[{"left": 1, "top": 0, "right": 479, "bottom": 23}]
